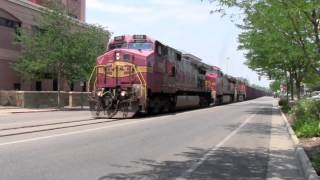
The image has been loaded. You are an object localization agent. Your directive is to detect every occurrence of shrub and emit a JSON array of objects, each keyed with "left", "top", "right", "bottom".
[
  {"left": 279, "top": 98, "right": 288, "bottom": 106},
  {"left": 291, "top": 99, "right": 320, "bottom": 138},
  {"left": 279, "top": 99, "right": 291, "bottom": 113},
  {"left": 293, "top": 120, "right": 320, "bottom": 137},
  {"left": 310, "top": 152, "right": 320, "bottom": 175}
]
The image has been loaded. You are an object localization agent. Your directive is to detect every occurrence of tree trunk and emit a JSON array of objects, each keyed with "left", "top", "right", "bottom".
[
  {"left": 289, "top": 72, "right": 294, "bottom": 100},
  {"left": 284, "top": 70, "right": 289, "bottom": 102},
  {"left": 57, "top": 66, "right": 61, "bottom": 108},
  {"left": 293, "top": 69, "right": 303, "bottom": 100},
  {"left": 311, "top": 9, "right": 320, "bottom": 55},
  {"left": 296, "top": 80, "right": 301, "bottom": 100}
]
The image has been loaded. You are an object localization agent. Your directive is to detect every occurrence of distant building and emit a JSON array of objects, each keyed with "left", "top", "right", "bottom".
[{"left": 0, "top": 0, "right": 86, "bottom": 91}]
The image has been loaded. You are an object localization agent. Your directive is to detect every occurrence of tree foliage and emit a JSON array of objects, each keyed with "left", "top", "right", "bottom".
[
  {"left": 270, "top": 80, "right": 281, "bottom": 92},
  {"left": 15, "top": 2, "right": 109, "bottom": 85},
  {"left": 209, "top": 0, "right": 320, "bottom": 99}
]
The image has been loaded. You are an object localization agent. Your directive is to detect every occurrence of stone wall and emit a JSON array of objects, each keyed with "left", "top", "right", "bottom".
[
  {"left": 0, "top": 90, "right": 19, "bottom": 106},
  {"left": 0, "top": 91, "right": 89, "bottom": 108}
]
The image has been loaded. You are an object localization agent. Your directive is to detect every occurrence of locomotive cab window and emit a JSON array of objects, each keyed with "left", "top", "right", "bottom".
[
  {"left": 157, "top": 45, "right": 162, "bottom": 55},
  {"left": 108, "top": 43, "right": 127, "bottom": 50},
  {"left": 155, "top": 41, "right": 167, "bottom": 56},
  {"left": 175, "top": 53, "right": 181, "bottom": 61},
  {"left": 128, "top": 42, "right": 153, "bottom": 50},
  {"left": 198, "top": 68, "right": 206, "bottom": 75}
]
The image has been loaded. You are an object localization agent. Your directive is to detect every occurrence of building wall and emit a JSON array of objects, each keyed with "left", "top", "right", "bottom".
[
  {"left": 0, "top": 0, "right": 39, "bottom": 90},
  {"left": 0, "top": 0, "right": 87, "bottom": 91},
  {"left": 28, "top": 0, "right": 85, "bottom": 21}
]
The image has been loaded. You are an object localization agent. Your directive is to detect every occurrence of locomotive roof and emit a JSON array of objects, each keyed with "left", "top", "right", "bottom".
[
  {"left": 181, "top": 51, "right": 202, "bottom": 62},
  {"left": 110, "top": 35, "right": 155, "bottom": 43},
  {"left": 181, "top": 52, "right": 212, "bottom": 70},
  {"left": 110, "top": 35, "right": 213, "bottom": 70}
]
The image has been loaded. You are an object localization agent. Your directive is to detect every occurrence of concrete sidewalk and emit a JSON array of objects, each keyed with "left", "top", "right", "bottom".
[
  {"left": 0, "top": 106, "right": 89, "bottom": 116},
  {"left": 267, "top": 105, "right": 304, "bottom": 179}
]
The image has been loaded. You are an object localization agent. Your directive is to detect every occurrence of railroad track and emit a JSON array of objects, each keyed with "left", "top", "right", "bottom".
[
  {"left": 0, "top": 118, "right": 126, "bottom": 137},
  {"left": 0, "top": 106, "right": 218, "bottom": 137}
]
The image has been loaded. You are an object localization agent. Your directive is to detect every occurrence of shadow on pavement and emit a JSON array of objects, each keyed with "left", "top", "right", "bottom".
[
  {"left": 97, "top": 146, "right": 300, "bottom": 180},
  {"left": 245, "top": 106, "right": 273, "bottom": 115}
]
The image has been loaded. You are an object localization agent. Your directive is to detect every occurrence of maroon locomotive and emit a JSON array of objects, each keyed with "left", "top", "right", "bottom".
[{"left": 88, "top": 35, "right": 267, "bottom": 118}]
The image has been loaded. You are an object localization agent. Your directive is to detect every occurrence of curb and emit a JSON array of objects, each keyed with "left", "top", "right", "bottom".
[
  {"left": 11, "top": 109, "right": 58, "bottom": 114},
  {"left": 280, "top": 108, "right": 319, "bottom": 180},
  {"left": 9, "top": 107, "right": 89, "bottom": 114}
]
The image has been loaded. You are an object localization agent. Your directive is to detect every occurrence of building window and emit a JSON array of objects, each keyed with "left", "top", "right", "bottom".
[
  {"left": 82, "top": 81, "right": 86, "bottom": 92},
  {"left": 53, "top": 79, "right": 58, "bottom": 91},
  {"left": 68, "top": 13, "right": 78, "bottom": 19},
  {"left": 13, "top": 83, "right": 21, "bottom": 90},
  {"left": 36, "top": 81, "right": 42, "bottom": 91},
  {"left": 70, "top": 82, "right": 74, "bottom": 91},
  {"left": 0, "top": 17, "right": 21, "bottom": 30}
]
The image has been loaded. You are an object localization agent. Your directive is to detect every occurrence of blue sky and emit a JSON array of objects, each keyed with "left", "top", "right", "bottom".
[{"left": 86, "top": 0, "right": 271, "bottom": 87}]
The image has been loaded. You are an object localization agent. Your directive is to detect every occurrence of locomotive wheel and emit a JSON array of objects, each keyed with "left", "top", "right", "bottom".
[
  {"left": 238, "top": 95, "right": 244, "bottom": 101},
  {"left": 160, "top": 98, "right": 170, "bottom": 113},
  {"left": 89, "top": 96, "right": 103, "bottom": 119},
  {"left": 89, "top": 94, "right": 117, "bottom": 119},
  {"left": 148, "top": 97, "right": 161, "bottom": 114},
  {"left": 168, "top": 97, "right": 176, "bottom": 112},
  {"left": 112, "top": 100, "right": 139, "bottom": 118}
]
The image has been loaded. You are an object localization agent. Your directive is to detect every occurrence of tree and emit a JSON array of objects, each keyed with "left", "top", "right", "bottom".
[
  {"left": 208, "top": 0, "right": 320, "bottom": 99},
  {"left": 270, "top": 80, "right": 281, "bottom": 92},
  {"left": 15, "top": 2, "right": 109, "bottom": 107}
]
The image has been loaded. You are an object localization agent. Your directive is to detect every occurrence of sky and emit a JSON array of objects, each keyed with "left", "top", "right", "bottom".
[{"left": 85, "top": 0, "right": 271, "bottom": 87}]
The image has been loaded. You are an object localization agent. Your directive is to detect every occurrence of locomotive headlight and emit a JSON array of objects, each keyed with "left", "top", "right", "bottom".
[
  {"left": 120, "top": 91, "right": 126, "bottom": 97},
  {"left": 97, "top": 91, "right": 103, "bottom": 97},
  {"left": 116, "top": 52, "right": 120, "bottom": 60},
  {"left": 97, "top": 88, "right": 104, "bottom": 97}
]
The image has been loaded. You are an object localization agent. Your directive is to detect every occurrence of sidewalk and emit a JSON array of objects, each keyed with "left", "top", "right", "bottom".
[
  {"left": 267, "top": 105, "right": 304, "bottom": 179},
  {"left": 0, "top": 106, "right": 89, "bottom": 116}
]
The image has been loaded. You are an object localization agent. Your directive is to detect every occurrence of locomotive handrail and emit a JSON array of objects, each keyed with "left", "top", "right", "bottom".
[
  {"left": 131, "top": 65, "right": 147, "bottom": 99},
  {"left": 87, "top": 66, "right": 97, "bottom": 93}
]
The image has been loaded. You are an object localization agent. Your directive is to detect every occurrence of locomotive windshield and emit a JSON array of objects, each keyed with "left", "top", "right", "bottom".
[
  {"left": 108, "top": 43, "right": 127, "bottom": 50},
  {"left": 128, "top": 42, "right": 153, "bottom": 50}
]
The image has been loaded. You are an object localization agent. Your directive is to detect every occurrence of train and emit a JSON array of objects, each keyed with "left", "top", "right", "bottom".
[{"left": 87, "top": 35, "right": 268, "bottom": 118}]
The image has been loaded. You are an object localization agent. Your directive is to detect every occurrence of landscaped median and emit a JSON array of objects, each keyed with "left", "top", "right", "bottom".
[{"left": 280, "top": 98, "right": 320, "bottom": 177}]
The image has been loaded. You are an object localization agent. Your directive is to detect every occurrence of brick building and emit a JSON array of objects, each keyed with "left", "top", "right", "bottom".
[
  {"left": 29, "top": 0, "right": 85, "bottom": 21},
  {"left": 0, "top": 0, "right": 86, "bottom": 91}
]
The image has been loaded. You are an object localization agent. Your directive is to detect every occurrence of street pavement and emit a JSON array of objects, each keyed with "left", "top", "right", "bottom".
[{"left": 0, "top": 97, "right": 304, "bottom": 180}]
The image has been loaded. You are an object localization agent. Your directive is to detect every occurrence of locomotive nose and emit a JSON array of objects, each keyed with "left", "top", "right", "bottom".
[{"left": 113, "top": 50, "right": 135, "bottom": 62}]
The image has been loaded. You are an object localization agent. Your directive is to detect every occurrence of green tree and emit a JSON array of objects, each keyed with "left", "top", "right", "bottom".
[
  {"left": 270, "top": 80, "right": 281, "bottom": 92},
  {"left": 209, "top": 0, "right": 320, "bottom": 99},
  {"left": 15, "top": 2, "right": 109, "bottom": 107}
]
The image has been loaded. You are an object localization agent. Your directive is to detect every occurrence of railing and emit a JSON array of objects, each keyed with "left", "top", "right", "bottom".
[
  {"left": 87, "top": 65, "right": 105, "bottom": 93},
  {"left": 131, "top": 65, "right": 147, "bottom": 99}
]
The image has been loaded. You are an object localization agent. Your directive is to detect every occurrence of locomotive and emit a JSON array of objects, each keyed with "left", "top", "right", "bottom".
[{"left": 88, "top": 35, "right": 266, "bottom": 118}]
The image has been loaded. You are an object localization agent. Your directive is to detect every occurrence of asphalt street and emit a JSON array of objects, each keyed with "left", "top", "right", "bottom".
[{"left": 0, "top": 97, "right": 303, "bottom": 180}]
